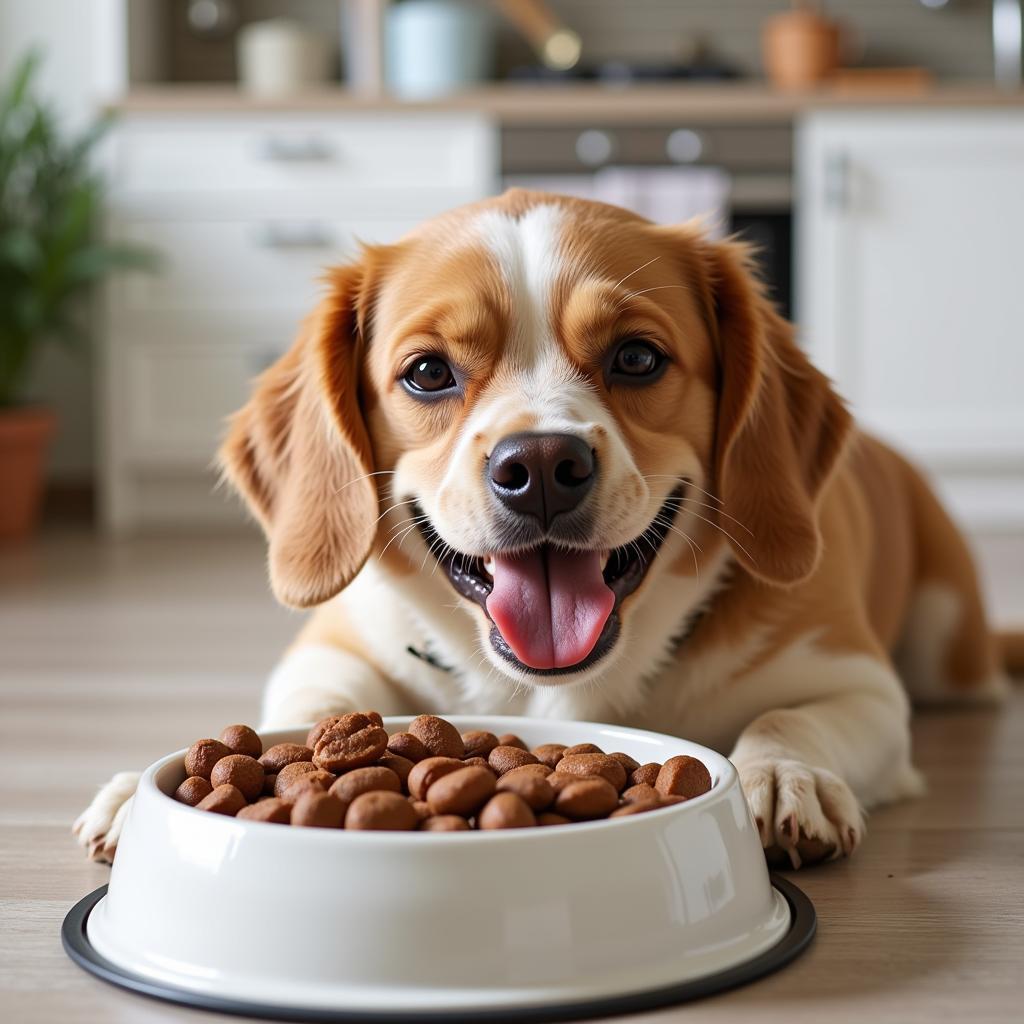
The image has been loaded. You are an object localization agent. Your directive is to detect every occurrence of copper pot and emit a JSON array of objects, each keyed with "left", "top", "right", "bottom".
[{"left": 763, "top": 5, "right": 842, "bottom": 91}]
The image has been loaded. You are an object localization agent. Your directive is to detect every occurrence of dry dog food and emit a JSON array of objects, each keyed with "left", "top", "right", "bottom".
[{"left": 172, "top": 714, "right": 713, "bottom": 831}]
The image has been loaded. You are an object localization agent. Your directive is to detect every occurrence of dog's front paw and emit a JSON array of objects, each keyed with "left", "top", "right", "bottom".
[
  {"left": 735, "top": 758, "right": 864, "bottom": 869},
  {"left": 73, "top": 771, "right": 140, "bottom": 864}
]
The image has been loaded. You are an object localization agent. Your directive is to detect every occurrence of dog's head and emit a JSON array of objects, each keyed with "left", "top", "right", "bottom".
[{"left": 221, "top": 190, "right": 850, "bottom": 686}]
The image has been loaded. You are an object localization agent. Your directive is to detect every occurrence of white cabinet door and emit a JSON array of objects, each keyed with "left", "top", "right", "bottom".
[{"left": 797, "top": 112, "right": 1024, "bottom": 530}]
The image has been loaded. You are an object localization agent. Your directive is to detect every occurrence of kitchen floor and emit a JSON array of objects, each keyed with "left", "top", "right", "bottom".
[{"left": 1, "top": 527, "right": 1022, "bottom": 1024}]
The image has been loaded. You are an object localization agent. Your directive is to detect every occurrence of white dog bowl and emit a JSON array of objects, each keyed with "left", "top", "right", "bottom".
[{"left": 64, "top": 717, "right": 814, "bottom": 1020}]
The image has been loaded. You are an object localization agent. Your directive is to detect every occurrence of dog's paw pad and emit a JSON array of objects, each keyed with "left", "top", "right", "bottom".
[
  {"left": 74, "top": 771, "right": 140, "bottom": 863},
  {"left": 736, "top": 758, "right": 863, "bottom": 868}
]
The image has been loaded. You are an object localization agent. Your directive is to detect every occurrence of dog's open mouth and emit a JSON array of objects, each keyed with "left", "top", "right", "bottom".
[{"left": 414, "top": 487, "right": 684, "bottom": 676}]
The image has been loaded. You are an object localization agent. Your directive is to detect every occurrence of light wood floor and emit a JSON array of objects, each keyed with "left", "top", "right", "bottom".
[{"left": 1, "top": 529, "right": 1022, "bottom": 1024}]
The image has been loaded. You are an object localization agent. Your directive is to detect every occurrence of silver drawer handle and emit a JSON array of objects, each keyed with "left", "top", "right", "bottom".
[
  {"left": 260, "top": 137, "right": 334, "bottom": 162},
  {"left": 824, "top": 150, "right": 851, "bottom": 212},
  {"left": 256, "top": 223, "right": 334, "bottom": 249}
]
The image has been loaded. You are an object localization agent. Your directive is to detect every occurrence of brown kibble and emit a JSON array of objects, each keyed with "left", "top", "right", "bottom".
[
  {"left": 556, "top": 753, "right": 627, "bottom": 792},
  {"left": 630, "top": 763, "right": 661, "bottom": 788},
  {"left": 537, "top": 812, "right": 571, "bottom": 827},
  {"left": 462, "top": 756, "right": 494, "bottom": 773},
  {"left": 196, "top": 783, "right": 246, "bottom": 816},
  {"left": 387, "top": 732, "right": 430, "bottom": 763},
  {"left": 377, "top": 752, "right": 414, "bottom": 787},
  {"left": 274, "top": 760, "right": 321, "bottom": 797},
  {"left": 346, "top": 791, "right": 418, "bottom": 831},
  {"left": 409, "top": 799, "right": 432, "bottom": 822},
  {"left": 306, "top": 711, "right": 382, "bottom": 750},
  {"left": 497, "top": 733, "right": 528, "bottom": 751},
  {"left": 329, "top": 766, "right": 401, "bottom": 804},
  {"left": 488, "top": 745, "right": 539, "bottom": 775},
  {"left": 655, "top": 755, "right": 713, "bottom": 799},
  {"left": 426, "top": 766, "right": 496, "bottom": 817},
  {"left": 501, "top": 763, "right": 552, "bottom": 779},
  {"left": 305, "top": 715, "right": 353, "bottom": 750},
  {"left": 532, "top": 743, "right": 567, "bottom": 768},
  {"left": 461, "top": 730, "right": 499, "bottom": 759},
  {"left": 554, "top": 778, "right": 619, "bottom": 820},
  {"left": 280, "top": 770, "right": 335, "bottom": 802},
  {"left": 547, "top": 771, "right": 605, "bottom": 794},
  {"left": 219, "top": 724, "right": 262, "bottom": 759},
  {"left": 174, "top": 776, "right": 213, "bottom": 806},
  {"left": 496, "top": 770, "right": 554, "bottom": 811},
  {"left": 313, "top": 714, "right": 389, "bottom": 773},
  {"left": 478, "top": 792, "right": 536, "bottom": 829},
  {"left": 259, "top": 743, "right": 314, "bottom": 773},
  {"left": 563, "top": 742, "right": 603, "bottom": 756},
  {"left": 210, "top": 754, "right": 265, "bottom": 801},
  {"left": 291, "top": 790, "right": 346, "bottom": 828},
  {"left": 184, "top": 739, "right": 233, "bottom": 780},
  {"left": 610, "top": 799, "right": 663, "bottom": 818},
  {"left": 408, "top": 715, "right": 465, "bottom": 759},
  {"left": 420, "top": 815, "right": 471, "bottom": 832},
  {"left": 622, "top": 783, "right": 660, "bottom": 804},
  {"left": 237, "top": 798, "right": 291, "bottom": 824},
  {"left": 407, "top": 756, "right": 464, "bottom": 800},
  {"left": 610, "top": 752, "right": 641, "bottom": 775}
]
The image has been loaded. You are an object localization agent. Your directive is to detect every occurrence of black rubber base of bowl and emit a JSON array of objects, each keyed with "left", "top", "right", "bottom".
[{"left": 63, "top": 876, "right": 814, "bottom": 1022}]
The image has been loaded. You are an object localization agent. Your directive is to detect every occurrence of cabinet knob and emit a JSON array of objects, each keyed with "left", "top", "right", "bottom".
[
  {"left": 666, "top": 129, "right": 705, "bottom": 163},
  {"left": 260, "top": 137, "right": 334, "bottom": 162},
  {"left": 575, "top": 129, "right": 616, "bottom": 167}
]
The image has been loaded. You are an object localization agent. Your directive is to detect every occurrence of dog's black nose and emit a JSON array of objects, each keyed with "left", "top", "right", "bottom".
[{"left": 487, "top": 432, "right": 596, "bottom": 527}]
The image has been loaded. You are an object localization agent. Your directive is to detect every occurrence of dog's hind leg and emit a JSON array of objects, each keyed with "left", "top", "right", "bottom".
[{"left": 893, "top": 464, "right": 1009, "bottom": 705}]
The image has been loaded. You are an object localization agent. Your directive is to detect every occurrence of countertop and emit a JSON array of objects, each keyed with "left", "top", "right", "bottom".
[
  {"left": 1, "top": 530, "right": 1022, "bottom": 1024},
  {"left": 106, "top": 82, "right": 1024, "bottom": 123}
]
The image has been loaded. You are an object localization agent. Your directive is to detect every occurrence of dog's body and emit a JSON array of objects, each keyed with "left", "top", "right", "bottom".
[{"left": 76, "top": 191, "right": 1005, "bottom": 866}]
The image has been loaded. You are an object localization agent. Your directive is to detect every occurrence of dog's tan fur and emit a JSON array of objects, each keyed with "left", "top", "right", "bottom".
[{"left": 77, "top": 191, "right": 1005, "bottom": 866}]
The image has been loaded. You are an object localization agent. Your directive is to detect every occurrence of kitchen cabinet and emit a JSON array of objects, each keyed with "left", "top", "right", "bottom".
[
  {"left": 100, "top": 113, "right": 497, "bottom": 532},
  {"left": 797, "top": 111, "right": 1024, "bottom": 533}
]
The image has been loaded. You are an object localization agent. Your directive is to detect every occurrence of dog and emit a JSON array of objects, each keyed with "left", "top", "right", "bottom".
[{"left": 76, "top": 189, "right": 1006, "bottom": 866}]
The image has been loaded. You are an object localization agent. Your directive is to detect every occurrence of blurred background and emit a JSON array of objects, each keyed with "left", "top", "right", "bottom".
[{"left": 1, "top": 0, "right": 1022, "bottom": 698}]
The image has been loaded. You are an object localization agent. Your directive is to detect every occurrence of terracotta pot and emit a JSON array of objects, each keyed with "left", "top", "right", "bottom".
[
  {"left": 0, "top": 406, "right": 56, "bottom": 540},
  {"left": 762, "top": 7, "right": 841, "bottom": 91}
]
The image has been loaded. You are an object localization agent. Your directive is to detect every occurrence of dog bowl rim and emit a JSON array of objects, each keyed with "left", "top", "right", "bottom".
[{"left": 144, "top": 714, "right": 736, "bottom": 845}]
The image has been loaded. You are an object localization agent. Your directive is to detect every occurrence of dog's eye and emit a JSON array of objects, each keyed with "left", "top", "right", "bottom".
[
  {"left": 610, "top": 339, "right": 665, "bottom": 381},
  {"left": 405, "top": 356, "right": 456, "bottom": 394}
]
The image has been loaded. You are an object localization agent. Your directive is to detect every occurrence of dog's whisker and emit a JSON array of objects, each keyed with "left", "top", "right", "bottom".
[
  {"left": 616, "top": 284, "right": 692, "bottom": 311},
  {"left": 679, "top": 508, "right": 758, "bottom": 566},
  {"left": 610, "top": 255, "right": 661, "bottom": 292},
  {"left": 377, "top": 518, "right": 425, "bottom": 561},
  {"left": 333, "top": 469, "right": 396, "bottom": 495},
  {"left": 649, "top": 512, "right": 705, "bottom": 553},
  {"left": 373, "top": 497, "right": 418, "bottom": 528},
  {"left": 678, "top": 496, "right": 755, "bottom": 537}
]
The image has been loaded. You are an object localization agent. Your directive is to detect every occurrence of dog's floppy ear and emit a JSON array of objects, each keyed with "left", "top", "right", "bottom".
[
  {"left": 703, "top": 240, "right": 852, "bottom": 586},
  {"left": 219, "top": 262, "right": 379, "bottom": 608}
]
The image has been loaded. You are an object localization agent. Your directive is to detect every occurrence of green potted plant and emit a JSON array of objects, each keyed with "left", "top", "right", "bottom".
[{"left": 0, "top": 52, "right": 153, "bottom": 539}]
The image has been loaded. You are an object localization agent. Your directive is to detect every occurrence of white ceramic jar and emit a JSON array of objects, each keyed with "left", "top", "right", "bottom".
[{"left": 237, "top": 19, "right": 332, "bottom": 97}]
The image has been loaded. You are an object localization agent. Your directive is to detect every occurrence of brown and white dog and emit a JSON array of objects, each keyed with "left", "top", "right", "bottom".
[{"left": 76, "top": 190, "right": 1006, "bottom": 866}]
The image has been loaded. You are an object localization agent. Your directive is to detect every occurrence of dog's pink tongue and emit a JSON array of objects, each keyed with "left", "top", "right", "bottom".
[{"left": 486, "top": 548, "right": 615, "bottom": 670}]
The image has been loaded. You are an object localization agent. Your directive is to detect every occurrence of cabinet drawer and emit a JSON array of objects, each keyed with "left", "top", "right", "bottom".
[
  {"left": 111, "top": 217, "right": 412, "bottom": 313},
  {"left": 111, "top": 115, "right": 495, "bottom": 194},
  {"left": 123, "top": 342, "right": 280, "bottom": 464}
]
